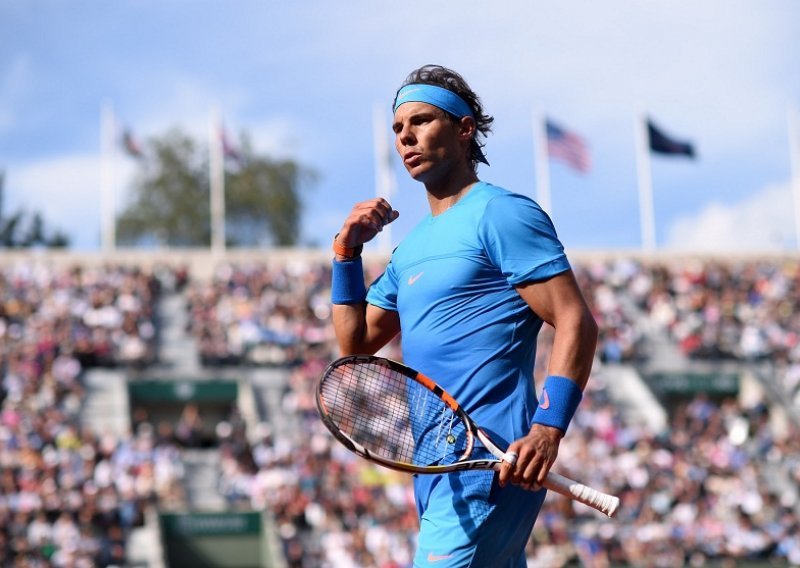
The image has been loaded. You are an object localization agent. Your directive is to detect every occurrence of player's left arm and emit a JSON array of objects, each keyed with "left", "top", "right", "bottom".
[
  {"left": 499, "top": 269, "right": 598, "bottom": 490},
  {"left": 517, "top": 268, "right": 597, "bottom": 389}
]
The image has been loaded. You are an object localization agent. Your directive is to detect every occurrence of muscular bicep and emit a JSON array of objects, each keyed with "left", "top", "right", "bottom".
[
  {"left": 362, "top": 304, "right": 401, "bottom": 352},
  {"left": 332, "top": 302, "right": 401, "bottom": 356},
  {"left": 514, "top": 269, "right": 598, "bottom": 387},
  {"left": 514, "top": 270, "right": 589, "bottom": 326}
]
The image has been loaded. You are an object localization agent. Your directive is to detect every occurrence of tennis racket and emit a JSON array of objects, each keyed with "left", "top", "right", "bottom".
[{"left": 316, "top": 355, "right": 619, "bottom": 518}]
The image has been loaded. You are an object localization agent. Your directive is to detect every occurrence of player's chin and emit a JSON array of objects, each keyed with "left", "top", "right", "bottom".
[
  {"left": 405, "top": 162, "right": 433, "bottom": 182},
  {"left": 405, "top": 166, "right": 424, "bottom": 181}
]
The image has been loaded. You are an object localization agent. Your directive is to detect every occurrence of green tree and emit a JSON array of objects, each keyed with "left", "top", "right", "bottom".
[
  {"left": 116, "top": 128, "right": 314, "bottom": 247},
  {"left": 0, "top": 211, "right": 70, "bottom": 248},
  {"left": 0, "top": 172, "right": 69, "bottom": 248}
]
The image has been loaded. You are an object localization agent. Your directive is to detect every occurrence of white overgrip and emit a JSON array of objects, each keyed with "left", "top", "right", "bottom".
[{"left": 542, "top": 471, "right": 620, "bottom": 518}]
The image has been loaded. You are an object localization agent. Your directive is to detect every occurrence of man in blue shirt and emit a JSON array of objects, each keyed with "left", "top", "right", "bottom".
[{"left": 330, "top": 64, "right": 598, "bottom": 567}]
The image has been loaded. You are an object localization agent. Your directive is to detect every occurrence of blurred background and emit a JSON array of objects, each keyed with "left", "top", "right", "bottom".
[{"left": 1, "top": 1, "right": 799, "bottom": 566}]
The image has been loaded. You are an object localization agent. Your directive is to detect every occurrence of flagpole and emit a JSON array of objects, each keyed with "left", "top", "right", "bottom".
[
  {"left": 533, "top": 111, "right": 552, "bottom": 216},
  {"left": 789, "top": 106, "right": 800, "bottom": 251},
  {"left": 373, "top": 102, "right": 396, "bottom": 254},
  {"left": 635, "top": 112, "right": 656, "bottom": 252},
  {"left": 209, "top": 106, "right": 226, "bottom": 254},
  {"left": 0, "top": 169, "right": 4, "bottom": 219},
  {"left": 100, "top": 100, "right": 116, "bottom": 252}
]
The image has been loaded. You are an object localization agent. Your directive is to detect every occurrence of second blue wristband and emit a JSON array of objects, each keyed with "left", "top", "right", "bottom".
[{"left": 531, "top": 375, "right": 583, "bottom": 433}]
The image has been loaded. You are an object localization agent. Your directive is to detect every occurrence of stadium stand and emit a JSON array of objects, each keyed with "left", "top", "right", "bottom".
[
  {"left": 1, "top": 250, "right": 798, "bottom": 567},
  {"left": 0, "top": 261, "right": 172, "bottom": 566}
]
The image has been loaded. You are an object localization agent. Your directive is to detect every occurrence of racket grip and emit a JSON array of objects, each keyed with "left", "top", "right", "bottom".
[{"left": 543, "top": 471, "right": 620, "bottom": 518}]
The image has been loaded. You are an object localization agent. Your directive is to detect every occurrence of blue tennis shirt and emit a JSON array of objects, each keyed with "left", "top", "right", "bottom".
[{"left": 367, "top": 181, "right": 570, "bottom": 450}]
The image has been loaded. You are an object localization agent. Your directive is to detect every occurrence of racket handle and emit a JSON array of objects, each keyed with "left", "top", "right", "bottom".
[{"left": 543, "top": 471, "right": 620, "bottom": 518}]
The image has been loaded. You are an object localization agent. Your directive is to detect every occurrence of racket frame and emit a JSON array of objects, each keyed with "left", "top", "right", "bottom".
[{"left": 317, "top": 354, "right": 620, "bottom": 517}]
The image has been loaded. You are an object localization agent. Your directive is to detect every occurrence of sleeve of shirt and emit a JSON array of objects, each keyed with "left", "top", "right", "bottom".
[
  {"left": 478, "top": 192, "right": 571, "bottom": 285},
  {"left": 365, "top": 258, "right": 399, "bottom": 312}
]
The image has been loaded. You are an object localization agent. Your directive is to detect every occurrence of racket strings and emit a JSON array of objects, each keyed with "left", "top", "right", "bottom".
[{"left": 320, "top": 362, "right": 469, "bottom": 466}]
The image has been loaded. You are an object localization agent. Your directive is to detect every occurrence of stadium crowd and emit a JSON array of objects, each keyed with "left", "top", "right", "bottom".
[
  {"left": 183, "top": 257, "right": 644, "bottom": 369},
  {"left": 183, "top": 257, "right": 800, "bottom": 567},
  {"left": 183, "top": 261, "right": 336, "bottom": 367},
  {"left": 633, "top": 258, "right": 800, "bottom": 412},
  {"left": 2, "top": 255, "right": 800, "bottom": 567},
  {"left": 526, "top": 373, "right": 800, "bottom": 567},
  {"left": 0, "top": 263, "right": 185, "bottom": 566},
  {"left": 633, "top": 259, "right": 799, "bottom": 362},
  {"left": 579, "top": 256, "right": 800, "bottom": 407},
  {"left": 198, "top": 345, "right": 800, "bottom": 566}
]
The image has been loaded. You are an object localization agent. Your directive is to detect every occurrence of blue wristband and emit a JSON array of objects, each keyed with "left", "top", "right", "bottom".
[
  {"left": 531, "top": 375, "right": 583, "bottom": 433},
  {"left": 331, "top": 257, "right": 367, "bottom": 305}
]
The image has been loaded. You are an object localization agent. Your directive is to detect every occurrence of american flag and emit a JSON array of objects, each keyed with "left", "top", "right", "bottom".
[{"left": 546, "top": 119, "right": 591, "bottom": 173}]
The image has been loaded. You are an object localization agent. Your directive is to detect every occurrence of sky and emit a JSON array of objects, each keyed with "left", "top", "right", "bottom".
[{"left": 1, "top": 1, "right": 799, "bottom": 253}]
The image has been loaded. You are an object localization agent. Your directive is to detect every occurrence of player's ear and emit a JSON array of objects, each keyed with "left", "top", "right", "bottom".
[{"left": 457, "top": 116, "right": 476, "bottom": 142}]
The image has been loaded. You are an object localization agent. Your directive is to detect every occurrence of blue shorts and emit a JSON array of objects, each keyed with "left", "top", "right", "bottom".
[{"left": 412, "top": 470, "right": 546, "bottom": 567}]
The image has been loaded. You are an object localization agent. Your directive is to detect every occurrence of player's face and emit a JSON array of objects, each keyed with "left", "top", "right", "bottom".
[{"left": 392, "top": 102, "right": 470, "bottom": 184}]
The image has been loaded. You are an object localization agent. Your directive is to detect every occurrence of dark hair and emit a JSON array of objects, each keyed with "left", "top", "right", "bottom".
[{"left": 394, "top": 64, "right": 494, "bottom": 169}]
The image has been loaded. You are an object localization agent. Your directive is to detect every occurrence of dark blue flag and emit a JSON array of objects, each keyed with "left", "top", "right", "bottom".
[{"left": 648, "top": 119, "right": 695, "bottom": 158}]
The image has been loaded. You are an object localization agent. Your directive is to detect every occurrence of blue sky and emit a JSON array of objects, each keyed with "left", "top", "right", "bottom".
[{"left": 1, "top": 1, "right": 799, "bottom": 252}]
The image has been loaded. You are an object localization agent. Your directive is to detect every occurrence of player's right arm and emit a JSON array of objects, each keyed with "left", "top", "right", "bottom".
[
  {"left": 333, "top": 303, "right": 400, "bottom": 355},
  {"left": 331, "top": 198, "right": 401, "bottom": 355}
]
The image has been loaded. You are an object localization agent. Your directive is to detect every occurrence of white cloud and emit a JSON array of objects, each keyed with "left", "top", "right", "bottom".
[
  {"left": 304, "top": 2, "right": 795, "bottom": 146},
  {"left": 664, "top": 181, "right": 799, "bottom": 251},
  {"left": 7, "top": 154, "right": 137, "bottom": 249},
  {"left": 115, "top": 75, "right": 252, "bottom": 145},
  {"left": 116, "top": 76, "right": 315, "bottom": 162},
  {"left": 245, "top": 116, "right": 311, "bottom": 161}
]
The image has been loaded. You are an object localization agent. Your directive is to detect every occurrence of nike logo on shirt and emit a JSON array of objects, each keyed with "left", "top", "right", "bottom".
[
  {"left": 427, "top": 552, "right": 454, "bottom": 563},
  {"left": 408, "top": 271, "right": 424, "bottom": 285}
]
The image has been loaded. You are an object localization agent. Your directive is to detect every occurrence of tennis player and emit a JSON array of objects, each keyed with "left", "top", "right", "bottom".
[{"left": 330, "top": 64, "right": 598, "bottom": 567}]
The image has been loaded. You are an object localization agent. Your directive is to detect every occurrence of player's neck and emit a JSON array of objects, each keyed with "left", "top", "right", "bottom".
[{"left": 425, "top": 168, "right": 480, "bottom": 216}]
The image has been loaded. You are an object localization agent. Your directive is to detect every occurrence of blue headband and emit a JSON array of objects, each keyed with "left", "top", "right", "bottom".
[{"left": 393, "top": 84, "right": 474, "bottom": 118}]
